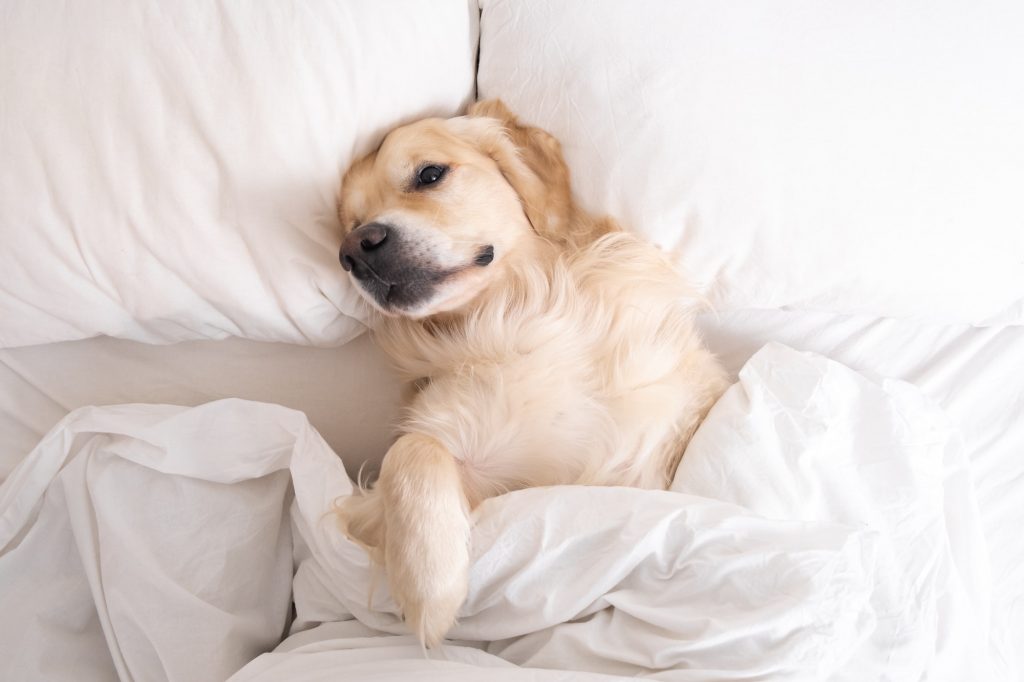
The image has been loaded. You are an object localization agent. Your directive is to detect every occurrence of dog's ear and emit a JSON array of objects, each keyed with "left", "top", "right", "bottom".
[{"left": 462, "top": 99, "right": 574, "bottom": 244}]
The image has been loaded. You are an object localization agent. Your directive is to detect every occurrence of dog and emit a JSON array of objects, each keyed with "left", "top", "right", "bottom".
[{"left": 335, "top": 100, "right": 727, "bottom": 647}]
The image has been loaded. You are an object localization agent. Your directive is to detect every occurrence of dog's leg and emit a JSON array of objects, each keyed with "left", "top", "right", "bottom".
[{"left": 377, "top": 433, "right": 470, "bottom": 648}]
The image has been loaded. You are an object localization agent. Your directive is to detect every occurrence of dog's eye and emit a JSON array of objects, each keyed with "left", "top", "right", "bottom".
[{"left": 416, "top": 164, "right": 447, "bottom": 187}]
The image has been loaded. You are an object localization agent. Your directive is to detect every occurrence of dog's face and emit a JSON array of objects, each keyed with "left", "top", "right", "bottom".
[
  {"left": 338, "top": 100, "right": 572, "bottom": 318},
  {"left": 338, "top": 118, "right": 531, "bottom": 317}
]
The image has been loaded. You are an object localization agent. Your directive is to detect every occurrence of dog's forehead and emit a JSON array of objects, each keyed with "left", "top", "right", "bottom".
[
  {"left": 377, "top": 119, "right": 467, "bottom": 168},
  {"left": 342, "top": 117, "right": 487, "bottom": 220}
]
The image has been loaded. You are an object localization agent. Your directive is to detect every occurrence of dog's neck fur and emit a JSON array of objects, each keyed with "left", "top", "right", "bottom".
[
  {"left": 432, "top": 234, "right": 559, "bottom": 321},
  {"left": 455, "top": 210, "right": 618, "bottom": 315},
  {"left": 371, "top": 210, "right": 618, "bottom": 375},
  {"left": 371, "top": 221, "right": 726, "bottom": 494}
]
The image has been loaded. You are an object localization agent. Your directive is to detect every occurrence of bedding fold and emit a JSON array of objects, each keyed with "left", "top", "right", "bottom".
[{"left": 0, "top": 344, "right": 998, "bottom": 681}]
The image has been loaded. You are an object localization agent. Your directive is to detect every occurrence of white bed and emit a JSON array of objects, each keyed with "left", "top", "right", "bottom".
[
  {"left": 1, "top": 1, "right": 1022, "bottom": 681},
  {"left": 2, "top": 311, "right": 1020, "bottom": 680}
]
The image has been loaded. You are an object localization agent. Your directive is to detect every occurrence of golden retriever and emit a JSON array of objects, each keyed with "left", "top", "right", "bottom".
[{"left": 335, "top": 100, "right": 727, "bottom": 647}]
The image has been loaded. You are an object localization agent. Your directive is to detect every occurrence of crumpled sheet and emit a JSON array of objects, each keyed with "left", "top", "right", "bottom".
[{"left": 0, "top": 344, "right": 993, "bottom": 681}]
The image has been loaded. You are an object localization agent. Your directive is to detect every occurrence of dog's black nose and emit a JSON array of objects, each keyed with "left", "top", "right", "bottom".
[
  {"left": 354, "top": 222, "right": 388, "bottom": 251},
  {"left": 340, "top": 223, "right": 392, "bottom": 276}
]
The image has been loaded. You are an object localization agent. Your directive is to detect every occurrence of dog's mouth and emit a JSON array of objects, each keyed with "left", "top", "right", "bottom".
[
  {"left": 342, "top": 257, "right": 450, "bottom": 316},
  {"left": 362, "top": 275, "right": 428, "bottom": 314},
  {"left": 340, "top": 240, "right": 497, "bottom": 317}
]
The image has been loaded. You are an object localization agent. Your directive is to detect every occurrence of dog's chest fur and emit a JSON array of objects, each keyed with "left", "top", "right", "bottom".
[{"left": 374, "top": 234, "right": 727, "bottom": 500}]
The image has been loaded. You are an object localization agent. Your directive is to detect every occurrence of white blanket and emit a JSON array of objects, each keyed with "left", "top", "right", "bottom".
[{"left": 0, "top": 344, "right": 994, "bottom": 681}]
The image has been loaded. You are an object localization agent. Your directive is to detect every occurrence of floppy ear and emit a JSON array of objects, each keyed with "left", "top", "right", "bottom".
[{"left": 463, "top": 99, "right": 575, "bottom": 244}]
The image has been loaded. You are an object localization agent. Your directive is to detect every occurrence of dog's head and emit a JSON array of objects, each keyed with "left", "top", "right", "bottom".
[{"left": 337, "top": 100, "right": 572, "bottom": 318}]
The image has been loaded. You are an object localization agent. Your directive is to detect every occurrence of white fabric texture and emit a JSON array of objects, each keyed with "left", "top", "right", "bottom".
[
  {"left": 0, "top": 344, "right": 993, "bottom": 681},
  {"left": 675, "top": 343, "right": 992, "bottom": 681},
  {"left": 0, "top": 0, "right": 477, "bottom": 348},
  {"left": 477, "top": 0, "right": 1024, "bottom": 324}
]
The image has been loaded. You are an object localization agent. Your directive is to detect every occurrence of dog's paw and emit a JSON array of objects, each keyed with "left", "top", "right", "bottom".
[
  {"left": 394, "top": 572, "right": 468, "bottom": 648},
  {"left": 378, "top": 433, "right": 473, "bottom": 648},
  {"left": 384, "top": 505, "right": 470, "bottom": 648},
  {"left": 385, "top": 514, "right": 470, "bottom": 648}
]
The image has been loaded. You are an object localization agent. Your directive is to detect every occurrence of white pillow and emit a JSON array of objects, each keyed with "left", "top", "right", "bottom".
[
  {"left": 477, "top": 0, "right": 1024, "bottom": 324},
  {"left": 0, "top": 1, "right": 477, "bottom": 348}
]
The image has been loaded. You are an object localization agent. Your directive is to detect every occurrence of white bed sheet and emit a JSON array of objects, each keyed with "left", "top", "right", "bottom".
[{"left": 0, "top": 310, "right": 1020, "bottom": 675}]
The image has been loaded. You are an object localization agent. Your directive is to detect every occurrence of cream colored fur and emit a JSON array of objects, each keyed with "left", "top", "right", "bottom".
[{"left": 336, "top": 100, "right": 727, "bottom": 647}]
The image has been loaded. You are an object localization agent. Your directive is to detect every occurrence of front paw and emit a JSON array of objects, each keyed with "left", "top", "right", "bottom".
[
  {"left": 378, "top": 433, "right": 472, "bottom": 647},
  {"left": 391, "top": 569, "right": 468, "bottom": 648},
  {"left": 383, "top": 507, "right": 470, "bottom": 647}
]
